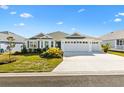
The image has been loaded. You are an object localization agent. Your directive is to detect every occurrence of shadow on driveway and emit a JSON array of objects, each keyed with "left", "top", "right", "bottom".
[{"left": 63, "top": 51, "right": 104, "bottom": 57}]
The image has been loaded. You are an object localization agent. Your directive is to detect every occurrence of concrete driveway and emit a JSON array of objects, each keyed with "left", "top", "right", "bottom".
[{"left": 53, "top": 52, "right": 124, "bottom": 72}]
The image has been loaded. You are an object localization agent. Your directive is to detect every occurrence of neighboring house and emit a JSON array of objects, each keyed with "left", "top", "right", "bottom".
[
  {"left": 100, "top": 30, "right": 124, "bottom": 51},
  {"left": 0, "top": 31, "right": 25, "bottom": 52},
  {"left": 26, "top": 31, "right": 102, "bottom": 52}
]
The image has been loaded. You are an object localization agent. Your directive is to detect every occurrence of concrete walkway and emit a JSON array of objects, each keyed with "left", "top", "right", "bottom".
[{"left": 53, "top": 52, "right": 124, "bottom": 72}]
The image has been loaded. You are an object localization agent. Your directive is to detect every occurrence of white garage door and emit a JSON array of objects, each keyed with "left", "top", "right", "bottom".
[
  {"left": 61, "top": 41, "right": 101, "bottom": 52},
  {"left": 61, "top": 41, "right": 90, "bottom": 52}
]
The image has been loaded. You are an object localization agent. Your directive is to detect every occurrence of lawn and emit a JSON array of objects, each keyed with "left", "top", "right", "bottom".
[
  {"left": 0, "top": 54, "right": 62, "bottom": 73},
  {"left": 108, "top": 51, "right": 124, "bottom": 57}
]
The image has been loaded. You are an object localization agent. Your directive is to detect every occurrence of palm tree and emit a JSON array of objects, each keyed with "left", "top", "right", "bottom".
[
  {"left": 6, "top": 36, "right": 15, "bottom": 61},
  {"left": 101, "top": 43, "right": 111, "bottom": 53}
]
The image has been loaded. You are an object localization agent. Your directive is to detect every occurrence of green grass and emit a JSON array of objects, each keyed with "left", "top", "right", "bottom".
[
  {"left": 0, "top": 54, "right": 62, "bottom": 73},
  {"left": 108, "top": 51, "right": 124, "bottom": 57}
]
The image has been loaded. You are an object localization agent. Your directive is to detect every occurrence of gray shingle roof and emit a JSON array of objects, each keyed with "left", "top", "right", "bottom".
[
  {"left": 0, "top": 31, "right": 25, "bottom": 43},
  {"left": 47, "top": 31, "right": 69, "bottom": 40},
  {"left": 66, "top": 32, "right": 99, "bottom": 40},
  {"left": 100, "top": 30, "right": 124, "bottom": 40},
  {"left": 30, "top": 32, "right": 52, "bottom": 39}
]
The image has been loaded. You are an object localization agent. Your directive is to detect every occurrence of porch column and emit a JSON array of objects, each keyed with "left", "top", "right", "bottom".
[
  {"left": 43, "top": 41, "right": 45, "bottom": 48},
  {"left": 49, "top": 41, "right": 51, "bottom": 48},
  {"left": 53, "top": 41, "right": 55, "bottom": 47},
  {"left": 115, "top": 40, "right": 117, "bottom": 49},
  {"left": 88, "top": 41, "right": 92, "bottom": 52}
]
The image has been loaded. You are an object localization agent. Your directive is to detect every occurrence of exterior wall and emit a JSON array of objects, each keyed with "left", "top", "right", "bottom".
[
  {"left": 0, "top": 42, "right": 23, "bottom": 52},
  {"left": 27, "top": 39, "right": 102, "bottom": 52},
  {"left": 26, "top": 39, "right": 54, "bottom": 49},
  {"left": 102, "top": 40, "right": 116, "bottom": 49},
  {"left": 102, "top": 39, "right": 124, "bottom": 50}
]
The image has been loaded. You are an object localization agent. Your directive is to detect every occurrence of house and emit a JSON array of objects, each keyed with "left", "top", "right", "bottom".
[
  {"left": 0, "top": 31, "right": 26, "bottom": 52},
  {"left": 26, "top": 31, "right": 102, "bottom": 52},
  {"left": 100, "top": 30, "right": 124, "bottom": 51}
]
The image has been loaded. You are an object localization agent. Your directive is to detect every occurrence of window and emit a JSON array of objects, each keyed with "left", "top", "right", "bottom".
[
  {"left": 40, "top": 41, "right": 43, "bottom": 48},
  {"left": 117, "top": 40, "right": 120, "bottom": 45},
  {"left": 120, "top": 40, "right": 123, "bottom": 45},
  {"left": 117, "top": 39, "right": 124, "bottom": 45},
  {"left": 45, "top": 41, "right": 49, "bottom": 48},
  {"left": 51, "top": 41, "right": 54, "bottom": 47},
  {"left": 29, "top": 41, "right": 37, "bottom": 49}
]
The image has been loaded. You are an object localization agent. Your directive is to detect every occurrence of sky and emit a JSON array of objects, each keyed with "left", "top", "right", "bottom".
[{"left": 0, "top": 5, "right": 124, "bottom": 38}]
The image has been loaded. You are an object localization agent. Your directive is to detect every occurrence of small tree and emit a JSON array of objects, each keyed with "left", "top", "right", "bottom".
[
  {"left": 6, "top": 36, "right": 15, "bottom": 61},
  {"left": 101, "top": 43, "right": 111, "bottom": 53},
  {"left": 21, "top": 44, "right": 27, "bottom": 54}
]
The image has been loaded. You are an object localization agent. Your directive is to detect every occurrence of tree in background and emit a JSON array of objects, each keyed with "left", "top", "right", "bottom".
[{"left": 6, "top": 36, "right": 15, "bottom": 61}]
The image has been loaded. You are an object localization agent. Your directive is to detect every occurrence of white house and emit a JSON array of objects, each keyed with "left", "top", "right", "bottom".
[
  {"left": 26, "top": 31, "right": 102, "bottom": 52},
  {"left": 100, "top": 30, "right": 124, "bottom": 51},
  {"left": 0, "top": 31, "right": 25, "bottom": 52}
]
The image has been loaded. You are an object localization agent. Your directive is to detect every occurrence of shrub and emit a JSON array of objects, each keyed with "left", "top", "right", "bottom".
[
  {"left": 28, "top": 48, "right": 33, "bottom": 53},
  {"left": 13, "top": 51, "right": 22, "bottom": 55},
  {"left": 101, "top": 43, "right": 111, "bottom": 53},
  {"left": 40, "top": 47, "right": 63, "bottom": 58},
  {"left": 21, "top": 45, "right": 28, "bottom": 54}
]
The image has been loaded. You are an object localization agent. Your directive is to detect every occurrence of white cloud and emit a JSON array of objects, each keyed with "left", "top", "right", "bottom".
[
  {"left": 20, "top": 13, "right": 33, "bottom": 18},
  {"left": 14, "top": 23, "right": 25, "bottom": 26},
  {"left": 71, "top": 28, "right": 76, "bottom": 31},
  {"left": 56, "top": 21, "right": 63, "bottom": 25},
  {"left": 0, "top": 5, "right": 8, "bottom": 10},
  {"left": 114, "top": 18, "right": 122, "bottom": 22},
  {"left": 10, "top": 11, "right": 16, "bottom": 15},
  {"left": 78, "top": 8, "right": 85, "bottom": 13},
  {"left": 115, "top": 12, "right": 124, "bottom": 17}
]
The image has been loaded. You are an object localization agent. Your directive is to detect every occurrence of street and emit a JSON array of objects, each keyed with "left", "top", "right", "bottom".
[{"left": 1, "top": 75, "right": 124, "bottom": 87}]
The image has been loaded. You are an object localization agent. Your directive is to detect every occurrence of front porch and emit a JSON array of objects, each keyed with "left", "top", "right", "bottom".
[{"left": 26, "top": 40, "right": 62, "bottom": 49}]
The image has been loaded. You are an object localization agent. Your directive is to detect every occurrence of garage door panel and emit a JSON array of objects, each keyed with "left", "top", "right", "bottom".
[{"left": 62, "top": 43, "right": 89, "bottom": 51}]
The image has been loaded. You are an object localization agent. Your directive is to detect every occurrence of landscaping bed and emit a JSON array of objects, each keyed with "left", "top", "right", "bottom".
[{"left": 108, "top": 51, "right": 124, "bottom": 57}]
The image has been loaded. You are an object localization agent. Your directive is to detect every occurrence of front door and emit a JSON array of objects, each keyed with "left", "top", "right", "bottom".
[{"left": 55, "top": 41, "right": 61, "bottom": 49}]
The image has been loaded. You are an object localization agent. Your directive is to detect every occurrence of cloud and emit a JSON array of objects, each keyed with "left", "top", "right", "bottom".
[
  {"left": 114, "top": 18, "right": 122, "bottom": 22},
  {"left": 20, "top": 13, "right": 33, "bottom": 18},
  {"left": 56, "top": 21, "right": 63, "bottom": 25},
  {"left": 78, "top": 8, "right": 85, "bottom": 13},
  {"left": 0, "top": 5, "right": 8, "bottom": 10},
  {"left": 115, "top": 12, "right": 124, "bottom": 17},
  {"left": 14, "top": 23, "right": 25, "bottom": 26},
  {"left": 71, "top": 28, "right": 76, "bottom": 31},
  {"left": 10, "top": 11, "right": 16, "bottom": 15}
]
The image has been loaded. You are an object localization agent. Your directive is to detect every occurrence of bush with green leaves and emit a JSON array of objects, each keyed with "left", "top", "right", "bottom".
[
  {"left": 40, "top": 47, "right": 63, "bottom": 58},
  {"left": 21, "top": 44, "right": 28, "bottom": 54},
  {"left": 101, "top": 43, "right": 111, "bottom": 53}
]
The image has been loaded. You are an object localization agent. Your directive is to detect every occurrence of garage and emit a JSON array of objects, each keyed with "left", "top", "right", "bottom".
[
  {"left": 61, "top": 32, "right": 101, "bottom": 52},
  {"left": 61, "top": 40, "right": 90, "bottom": 52}
]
